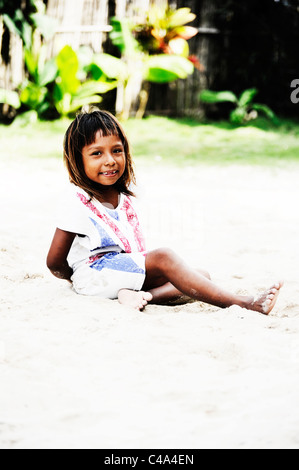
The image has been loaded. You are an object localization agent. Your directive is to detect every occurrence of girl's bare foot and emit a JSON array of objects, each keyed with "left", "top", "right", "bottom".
[
  {"left": 118, "top": 289, "right": 153, "bottom": 311},
  {"left": 245, "top": 281, "right": 283, "bottom": 315}
]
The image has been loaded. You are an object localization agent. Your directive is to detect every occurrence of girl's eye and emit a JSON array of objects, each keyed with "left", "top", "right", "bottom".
[{"left": 91, "top": 148, "right": 124, "bottom": 157}]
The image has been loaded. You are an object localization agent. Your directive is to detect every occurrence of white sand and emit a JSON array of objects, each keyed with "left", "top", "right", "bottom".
[{"left": 1, "top": 153, "right": 299, "bottom": 449}]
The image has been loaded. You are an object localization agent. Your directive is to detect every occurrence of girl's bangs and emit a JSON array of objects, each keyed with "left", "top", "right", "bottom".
[{"left": 79, "top": 112, "right": 125, "bottom": 148}]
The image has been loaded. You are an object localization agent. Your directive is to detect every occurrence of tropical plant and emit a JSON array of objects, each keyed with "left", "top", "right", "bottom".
[
  {"left": 199, "top": 88, "right": 276, "bottom": 125},
  {"left": 53, "top": 46, "right": 118, "bottom": 118},
  {"left": 133, "top": 6, "right": 200, "bottom": 63},
  {"left": 19, "top": 44, "right": 58, "bottom": 118},
  {"left": 0, "top": 0, "right": 56, "bottom": 54},
  {"left": 3, "top": 44, "right": 119, "bottom": 123},
  {"left": 108, "top": 6, "right": 198, "bottom": 120},
  {"left": 0, "top": 0, "right": 57, "bottom": 120}
]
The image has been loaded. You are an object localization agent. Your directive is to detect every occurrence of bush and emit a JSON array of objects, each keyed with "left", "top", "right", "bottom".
[{"left": 199, "top": 88, "right": 277, "bottom": 125}]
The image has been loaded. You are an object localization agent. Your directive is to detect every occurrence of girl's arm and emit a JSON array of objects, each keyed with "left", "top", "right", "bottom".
[{"left": 47, "top": 228, "right": 76, "bottom": 282}]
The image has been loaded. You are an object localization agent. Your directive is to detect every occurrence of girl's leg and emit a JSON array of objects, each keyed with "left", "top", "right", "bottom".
[
  {"left": 148, "top": 269, "right": 211, "bottom": 305},
  {"left": 142, "top": 248, "right": 283, "bottom": 315},
  {"left": 118, "top": 256, "right": 210, "bottom": 311}
]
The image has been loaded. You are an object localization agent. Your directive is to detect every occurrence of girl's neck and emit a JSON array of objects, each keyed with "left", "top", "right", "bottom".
[{"left": 95, "top": 187, "right": 121, "bottom": 209}]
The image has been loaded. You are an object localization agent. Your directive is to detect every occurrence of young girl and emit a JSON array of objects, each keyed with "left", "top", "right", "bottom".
[{"left": 47, "top": 109, "right": 283, "bottom": 313}]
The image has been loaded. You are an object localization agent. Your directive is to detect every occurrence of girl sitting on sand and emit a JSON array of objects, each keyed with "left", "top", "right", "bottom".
[{"left": 47, "top": 109, "right": 283, "bottom": 313}]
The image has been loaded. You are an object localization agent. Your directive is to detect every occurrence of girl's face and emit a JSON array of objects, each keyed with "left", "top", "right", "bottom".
[{"left": 82, "top": 132, "right": 126, "bottom": 187}]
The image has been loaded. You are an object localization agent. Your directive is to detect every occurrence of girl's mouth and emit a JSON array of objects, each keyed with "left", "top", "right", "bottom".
[{"left": 100, "top": 170, "right": 118, "bottom": 177}]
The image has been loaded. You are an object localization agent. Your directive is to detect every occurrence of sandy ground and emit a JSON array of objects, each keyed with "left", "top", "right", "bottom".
[{"left": 1, "top": 152, "right": 299, "bottom": 450}]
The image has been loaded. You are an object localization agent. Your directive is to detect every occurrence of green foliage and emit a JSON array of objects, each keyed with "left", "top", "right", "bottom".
[
  {"left": 4, "top": 44, "right": 118, "bottom": 122},
  {"left": 144, "top": 54, "right": 194, "bottom": 83},
  {"left": 133, "top": 6, "right": 198, "bottom": 57},
  {"left": 110, "top": 17, "right": 140, "bottom": 57},
  {"left": 1, "top": 3, "right": 198, "bottom": 122},
  {"left": 109, "top": 21, "right": 194, "bottom": 85},
  {"left": 0, "top": 89, "right": 21, "bottom": 109},
  {"left": 199, "top": 88, "right": 276, "bottom": 125},
  {"left": 238, "top": 88, "right": 258, "bottom": 107},
  {"left": 0, "top": 0, "right": 56, "bottom": 50},
  {"left": 167, "top": 7, "right": 196, "bottom": 28},
  {"left": 2, "top": 10, "right": 32, "bottom": 49},
  {"left": 199, "top": 90, "right": 237, "bottom": 104},
  {"left": 19, "top": 45, "right": 58, "bottom": 117},
  {"left": 86, "top": 53, "right": 125, "bottom": 81},
  {"left": 55, "top": 46, "right": 80, "bottom": 96},
  {"left": 0, "top": 0, "right": 38, "bottom": 49},
  {"left": 24, "top": 46, "right": 57, "bottom": 87},
  {"left": 109, "top": 10, "right": 196, "bottom": 119},
  {"left": 20, "top": 81, "right": 47, "bottom": 111},
  {"left": 53, "top": 46, "right": 116, "bottom": 117},
  {"left": 249, "top": 103, "right": 276, "bottom": 121}
]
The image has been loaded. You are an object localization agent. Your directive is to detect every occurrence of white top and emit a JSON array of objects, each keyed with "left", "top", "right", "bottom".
[{"left": 57, "top": 185, "right": 146, "bottom": 271}]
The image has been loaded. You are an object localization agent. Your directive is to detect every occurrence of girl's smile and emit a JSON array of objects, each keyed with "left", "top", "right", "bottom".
[
  {"left": 82, "top": 133, "right": 126, "bottom": 186},
  {"left": 100, "top": 170, "right": 119, "bottom": 177}
]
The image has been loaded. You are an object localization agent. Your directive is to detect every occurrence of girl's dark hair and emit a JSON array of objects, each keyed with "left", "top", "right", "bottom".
[{"left": 63, "top": 109, "right": 136, "bottom": 200}]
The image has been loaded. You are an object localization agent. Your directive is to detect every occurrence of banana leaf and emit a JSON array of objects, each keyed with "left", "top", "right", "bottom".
[
  {"left": 144, "top": 54, "right": 194, "bottom": 83},
  {"left": 91, "top": 53, "right": 128, "bottom": 80},
  {"left": 69, "top": 95, "right": 102, "bottom": 114},
  {"left": 56, "top": 46, "right": 80, "bottom": 95},
  {"left": 75, "top": 80, "right": 117, "bottom": 99}
]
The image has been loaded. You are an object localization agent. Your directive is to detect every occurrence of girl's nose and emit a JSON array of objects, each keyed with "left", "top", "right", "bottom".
[{"left": 104, "top": 153, "right": 116, "bottom": 165}]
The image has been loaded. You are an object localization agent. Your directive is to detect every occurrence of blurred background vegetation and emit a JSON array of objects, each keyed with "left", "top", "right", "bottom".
[{"left": 0, "top": 0, "right": 298, "bottom": 164}]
